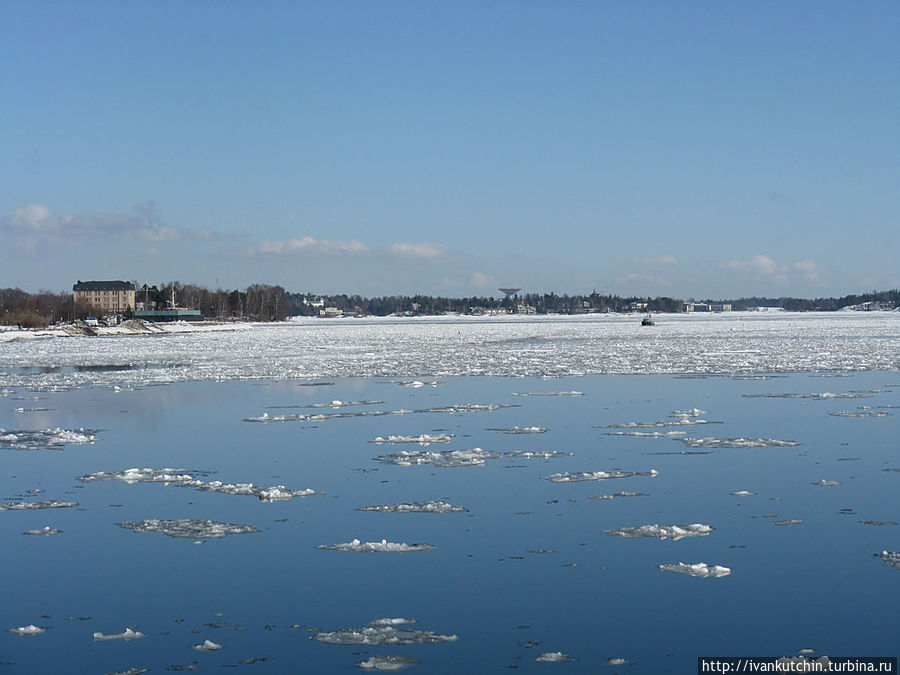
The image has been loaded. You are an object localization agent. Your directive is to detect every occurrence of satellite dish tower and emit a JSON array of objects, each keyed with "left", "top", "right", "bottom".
[{"left": 499, "top": 287, "right": 521, "bottom": 299}]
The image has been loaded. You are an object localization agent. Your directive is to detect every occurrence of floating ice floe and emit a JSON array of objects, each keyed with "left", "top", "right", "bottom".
[
  {"left": 680, "top": 437, "right": 800, "bottom": 449},
  {"left": 375, "top": 448, "right": 502, "bottom": 467},
  {"left": 79, "top": 468, "right": 322, "bottom": 502},
  {"left": 245, "top": 409, "right": 412, "bottom": 423},
  {"left": 14, "top": 407, "right": 54, "bottom": 412},
  {"left": 358, "top": 501, "right": 468, "bottom": 514},
  {"left": 192, "top": 639, "right": 222, "bottom": 651},
  {"left": 23, "top": 526, "right": 62, "bottom": 536},
  {"left": 93, "top": 628, "right": 145, "bottom": 641},
  {"left": 671, "top": 408, "right": 707, "bottom": 418},
  {"left": 875, "top": 551, "right": 900, "bottom": 569},
  {"left": 0, "top": 500, "right": 78, "bottom": 511},
  {"left": 547, "top": 469, "right": 658, "bottom": 483},
  {"left": 393, "top": 380, "right": 438, "bottom": 387},
  {"left": 371, "top": 434, "right": 453, "bottom": 445},
  {"left": 659, "top": 562, "right": 731, "bottom": 578},
  {"left": 106, "top": 669, "right": 148, "bottom": 675},
  {"left": 828, "top": 410, "right": 890, "bottom": 417},
  {"left": 414, "top": 403, "right": 514, "bottom": 414},
  {"left": 357, "top": 655, "right": 421, "bottom": 670},
  {"left": 605, "top": 523, "right": 714, "bottom": 540},
  {"left": 589, "top": 492, "right": 648, "bottom": 501},
  {"left": 512, "top": 391, "right": 583, "bottom": 397},
  {"left": 811, "top": 480, "right": 841, "bottom": 486},
  {"left": 309, "top": 400, "right": 383, "bottom": 408},
  {"left": 9, "top": 625, "right": 48, "bottom": 635},
  {"left": 117, "top": 519, "right": 260, "bottom": 539},
  {"left": 314, "top": 618, "right": 457, "bottom": 645},
  {"left": 316, "top": 539, "right": 433, "bottom": 553},
  {"left": 607, "top": 658, "right": 627, "bottom": 665},
  {"left": 771, "top": 520, "right": 803, "bottom": 526},
  {"left": 535, "top": 652, "right": 577, "bottom": 663},
  {"left": 606, "top": 430, "right": 687, "bottom": 438},
  {"left": 730, "top": 491, "right": 757, "bottom": 496},
  {"left": 0, "top": 427, "right": 97, "bottom": 450},
  {"left": 80, "top": 468, "right": 197, "bottom": 484},
  {"left": 595, "top": 419, "right": 717, "bottom": 429},
  {"left": 486, "top": 426, "right": 548, "bottom": 434},
  {"left": 506, "top": 450, "right": 571, "bottom": 459},
  {"left": 370, "top": 618, "right": 417, "bottom": 626},
  {"left": 743, "top": 392, "right": 871, "bottom": 399},
  {"left": 860, "top": 520, "right": 897, "bottom": 526}
]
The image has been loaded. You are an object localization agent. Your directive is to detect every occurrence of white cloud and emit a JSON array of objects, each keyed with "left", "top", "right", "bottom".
[
  {"left": 636, "top": 254, "right": 677, "bottom": 265},
  {"left": 616, "top": 273, "right": 667, "bottom": 285},
  {"left": 793, "top": 259, "right": 823, "bottom": 283},
  {"left": 470, "top": 272, "right": 496, "bottom": 288},
  {"left": 720, "top": 254, "right": 778, "bottom": 276},
  {"left": 389, "top": 242, "right": 454, "bottom": 261},
  {"left": 1, "top": 202, "right": 212, "bottom": 252},
  {"left": 257, "top": 236, "right": 368, "bottom": 256}
]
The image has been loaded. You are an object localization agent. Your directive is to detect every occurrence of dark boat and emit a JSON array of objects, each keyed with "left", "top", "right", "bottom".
[{"left": 641, "top": 314, "right": 655, "bottom": 326}]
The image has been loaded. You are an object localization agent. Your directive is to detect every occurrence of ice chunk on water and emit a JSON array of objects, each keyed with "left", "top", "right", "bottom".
[
  {"left": 730, "top": 491, "right": 757, "bottom": 496},
  {"left": 595, "top": 419, "right": 717, "bottom": 429},
  {"left": 183, "top": 480, "right": 322, "bottom": 501},
  {"left": 811, "top": 480, "right": 841, "bottom": 486},
  {"left": 671, "top": 408, "right": 706, "bottom": 417},
  {"left": 606, "top": 430, "right": 687, "bottom": 437},
  {"left": 743, "top": 392, "right": 870, "bottom": 399},
  {"left": 0, "top": 427, "right": 97, "bottom": 450},
  {"left": 659, "top": 562, "right": 731, "bottom": 577},
  {"left": 309, "top": 400, "right": 383, "bottom": 408},
  {"left": 358, "top": 501, "right": 468, "bottom": 514},
  {"left": 93, "top": 628, "right": 145, "bottom": 641},
  {"left": 314, "top": 620, "right": 457, "bottom": 645},
  {"left": 9, "top": 625, "right": 48, "bottom": 635},
  {"left": 192, "top": 639, "right": 222, "bottom": 651},
  {"left": 375, "top": 448, "right": 502, "bottom": 468},
  {"left": 245, "top": 409, "right": 413, "bottom": 423},
  {"left": 1, "top": 500, "right": 78, "bottom": 511},
  {"left": 80, "top": 468, "right": 196, "bottom": 484},
  {"left": 117, "top": 519, "right": 260, "bottom": 539},
  {"left": 771, "top": 519, "right": 803, "bottom": 526},
  {"left": 875, "top": 551, "right": 900, "bottom": 569},
  {"left": 506, "top": 450, "right": 572, "bottom": 459},
  {"left": 487, "top": 426, "right": 548, "bottom": 434},
  {"left": 23, "top": 526, "right": 62, "bottom": 536},
  {"left": 80, "top": 469, "right": 322, "bottom": 501},
  {"left": 357, "top": 655, "right": 421, "bottom": 670},
  {"left": 607, "top": 658, "right": 627, "bottom": 665},
  {"left": 605, "top": 523, "right": 714, "bottom": 540},
  {"left": 371, "top": 434, "right": 453, "bottom": 445},
  {"left": 370, "top": 618, "right": 417, "bottom": 626},
  {"left": 547, "top": 469, "right": 658, "bottom": 483},
  {"left": 316, "top": 538, "right": 433, "bottom": 553},
  {"left": 829, "top": 410, "right": 890, "bottom": 417},
  {"left": 535, "top": 652, "right": 576, "bottom": 662},
  {"left": 415, "top": 403, "right": 513, "bottom": 413},
  {"left": 512, "top": 391, "right": 583, "bottom": 397},
  {"left": 680, "top": 437, "right": 800, "bottom": 449}
]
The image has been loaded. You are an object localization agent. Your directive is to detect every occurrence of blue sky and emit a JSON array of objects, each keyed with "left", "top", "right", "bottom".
[{"left": 2, "top": 1, "right": 898, "bottom": 298}]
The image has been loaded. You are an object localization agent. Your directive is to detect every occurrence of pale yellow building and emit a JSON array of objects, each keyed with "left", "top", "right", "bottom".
[{"left": 73, "top": 280, "right": 136, "bottom": 314}]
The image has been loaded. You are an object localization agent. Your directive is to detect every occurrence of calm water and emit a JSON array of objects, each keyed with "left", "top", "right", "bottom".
[{"left": 1, "top": 371, "right": 897, "bottom": 673}]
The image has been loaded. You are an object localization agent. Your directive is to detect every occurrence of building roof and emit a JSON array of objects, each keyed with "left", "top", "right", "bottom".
[{"left": 73, "top": 280, "right": 135, "bottom": 291}]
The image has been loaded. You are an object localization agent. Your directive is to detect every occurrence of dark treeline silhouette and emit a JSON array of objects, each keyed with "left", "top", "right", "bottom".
[{"left": 2, "top": 285, "right": 897, "bottom": 327}]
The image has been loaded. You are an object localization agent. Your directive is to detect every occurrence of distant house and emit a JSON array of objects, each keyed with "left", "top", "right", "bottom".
[{"left": 73, "top": 280, "right": 135, "bottom": 314}]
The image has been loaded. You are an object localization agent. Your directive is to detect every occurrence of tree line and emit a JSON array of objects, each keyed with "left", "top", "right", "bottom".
[{"left": 1, "top": 284, "right": 897, "bottom": 327}]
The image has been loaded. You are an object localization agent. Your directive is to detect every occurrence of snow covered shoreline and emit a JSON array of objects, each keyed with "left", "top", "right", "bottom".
[{"left": 0, "top": 319, "right": 252, "bottom": 341}]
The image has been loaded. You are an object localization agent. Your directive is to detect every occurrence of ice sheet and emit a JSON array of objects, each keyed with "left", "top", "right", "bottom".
[
  {"left": 22, "top": 526, "right": 62, "bottom": 536},
  {"left": 875, "top": 551, "right": 900, "bottom": 569},
  {"left": 0, "top": 428, "right": 96, "bottom": 450},
  {"left": 1, "top": 500, "right": 78, "bottom": 511},
  {"left": 9, "top": 625, "right": 48, "bottom": 635},
  {"left": 535, "top": 652, "right": 577, "bottom": 662},
  {"left": 680, "top": 437, "right": 800, "bottom": 448},
  {"left": 93, "top": 628, "right": 145, "bottom": 641},
  {"left": 371, "top": 434, "right": 453, "bottom": 445}
]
